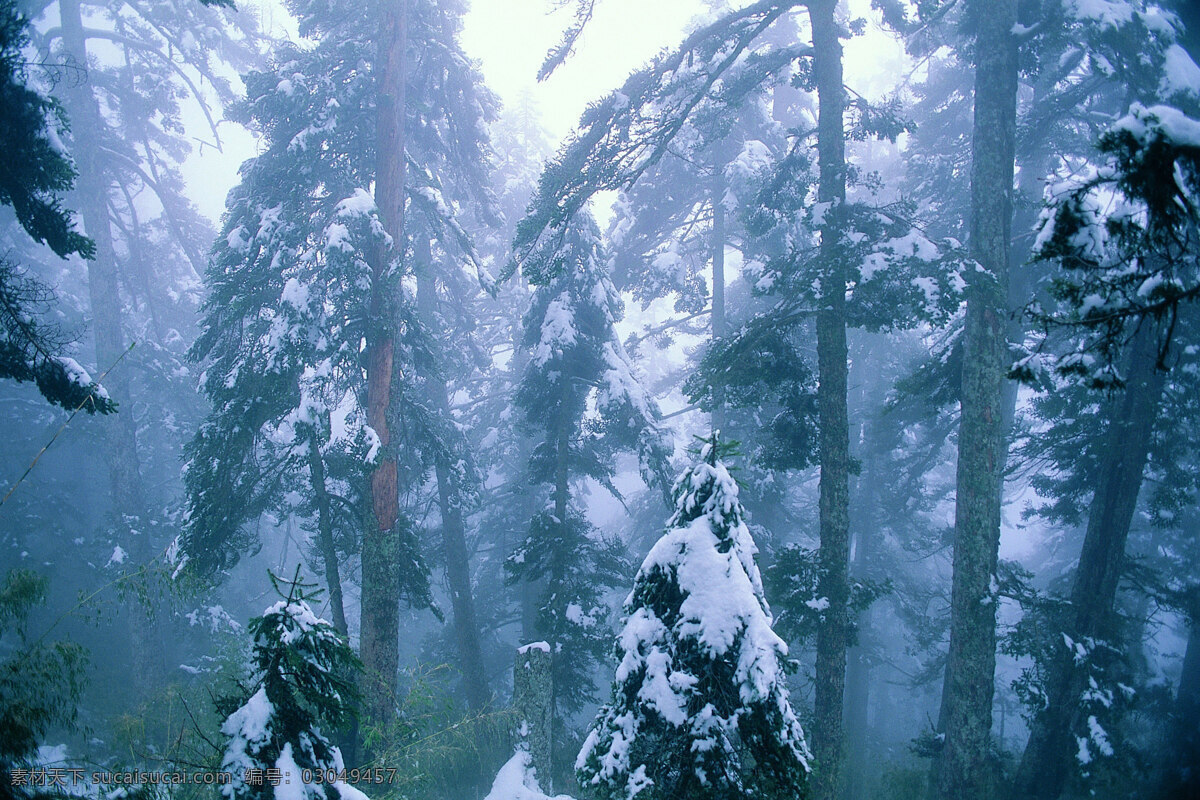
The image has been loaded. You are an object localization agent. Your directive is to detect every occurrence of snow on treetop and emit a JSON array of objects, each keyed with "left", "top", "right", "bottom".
[
  {"left": 578, "top": 444, "right": 809, "bottom": 799},
  {"left": 262, "top": 598, "right": 333, "bottom": 645},
  {"left": 664, "top": 451, "right": 764, "bottom": 596},
  {"left": 638, "top": 502, "right": 785, "bottom": 699},
  {"left": 518, "top": 641, "right": 551, "bottom": 654}
]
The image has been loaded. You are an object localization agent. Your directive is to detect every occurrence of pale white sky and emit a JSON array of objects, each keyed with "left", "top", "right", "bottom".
[
  {"left": 460, "top": 0, "right": 701, "bottom": 142},
  {"left": 184, "top": 0, "right": 909, "bottom": 222},
  {"left": 462, "top": 0, "right": 909, "bottom": 140}
]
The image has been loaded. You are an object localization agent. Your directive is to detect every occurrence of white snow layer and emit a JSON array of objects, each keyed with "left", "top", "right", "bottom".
[
  {"left": 1065, "top": 0, "right": 1135, "bottom": 28},
  {"left": 1113, "top": 103, "right": 1200, "bottom": 149},
  {"left": 55, "top": 357, "right": 108, "bottom": 400},
  {"left": 220, "top": 687, "right": 274, "bottom": 799},
  {"left": 484, "top": 750, "right": 575, "bottom": 800},
  {"left": 1161, "top": 44, "right": 1200, "bottom": 99},
  {"left": 531, "top": 293, "right": 577, "bottom": 367}
]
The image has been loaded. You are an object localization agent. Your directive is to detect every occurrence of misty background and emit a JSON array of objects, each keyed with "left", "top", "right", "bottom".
[{"left": 1, "top": 1, "right": 1198, "bottom": 800}]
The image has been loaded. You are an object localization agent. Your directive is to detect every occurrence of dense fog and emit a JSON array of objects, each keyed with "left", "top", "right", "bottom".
[{"left": 1, "top": 1, "right": 1198, "bottom": 799}]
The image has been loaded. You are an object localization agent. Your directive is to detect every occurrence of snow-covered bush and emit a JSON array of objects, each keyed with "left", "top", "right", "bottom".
[{"left": 576, "top": 438, "right": 810, "bottom": 800}]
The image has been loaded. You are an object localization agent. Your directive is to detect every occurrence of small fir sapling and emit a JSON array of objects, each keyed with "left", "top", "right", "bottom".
[
  {"left": 577, "top": 436, "right": 810, "bottom": 800},
  {"left": 218, "top": 570, "right": 365, "bottom": 800}
]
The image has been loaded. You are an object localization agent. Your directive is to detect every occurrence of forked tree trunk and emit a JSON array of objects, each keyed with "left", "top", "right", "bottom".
[
  {"left": 360, "top": 0, "right": 408, "bottom": 744},
  {"left": 808, "top": 3, "right": 850, "bottom": 798},
  {"left": 934, "top": 2, "right": 1018, "bottom": 797}
]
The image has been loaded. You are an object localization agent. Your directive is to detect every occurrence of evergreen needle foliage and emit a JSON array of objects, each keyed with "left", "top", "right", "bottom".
[{"left": 577, "top": 437, "right": 809, "bottom": 800}]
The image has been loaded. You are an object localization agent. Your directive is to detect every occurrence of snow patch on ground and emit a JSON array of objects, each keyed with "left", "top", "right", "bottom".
[{"left": 484, "top": 750, "right": 575, "bottom": 800}]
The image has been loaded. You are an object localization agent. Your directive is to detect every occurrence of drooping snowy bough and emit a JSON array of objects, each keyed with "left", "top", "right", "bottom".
[{"left": 576, "top": 439, "right": 810, "bottom": 800}]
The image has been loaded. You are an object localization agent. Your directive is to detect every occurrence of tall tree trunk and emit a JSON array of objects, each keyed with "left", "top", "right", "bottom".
[
  {"left": 414, "top": 237, "right": 489, "bottom": 711},
  {"left": 1014, "top": 323, "right": 1165, "bottom": 799},
  {"left": 844, "top": 576, "right": 872, "bottom": 800},
  {"left": 59, "top": 0, "right": 154, "bottom": 692},
  {"left": 711, "top": 168, "right": 726, "bottom": 434},
  {"left": 360, "top": 0, "right": 408, "bottom": 743},
  {"left": 1179, "top": 622, "right": 1200, "bottom": 727},
  {"left": 307, "top": 428, "right": 348, "bottom": 638},
  {"left": 846, "top": 344, "right": 879, "bottom": 800},
  {"left": 844, "top": 490, "right": 874, "bottom": 800},
  {"left": 809, "top": 3, "right": 850, "bottom": 798},
  {"left": 934, "top": 3, "right": 1017, "bottom": 798}
]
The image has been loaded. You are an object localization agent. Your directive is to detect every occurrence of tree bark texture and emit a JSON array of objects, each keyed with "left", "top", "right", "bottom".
[
  {"left": 513, "top": 644, "right": 554, "bottom": 792},
  {"left": 845, "top": 347, "right": 883, "bottom": 800},
  {"left": 1014, "top": 323, "right": 1165, "bottom": 799},
  {"left": 360, "top": 0, "right": 408, "bottom": 739},
  {"left": 844, "top": 483, "right": 875, "bottom": 800},
  {"left": 935, "top": 3, "right": 1017, "bottom": 798},
  {"left": 414, "top": 238, "right": 489, "bottom": 711},
  {"left": 809, "top": 3, "right": 850, "bottom": 799}
]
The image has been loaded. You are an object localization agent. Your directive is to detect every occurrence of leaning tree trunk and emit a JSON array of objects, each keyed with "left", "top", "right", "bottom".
[
  {"left": 414, "top": 236, "right": 489, "bottom": 711},
  {"left": 934, "top": 2, "right": 1018, "bottom": 798},
  {"left": 1014, "top": 322, "right": 1165, "bottom": 799},
  {"left": 59, "top": 0, "right": 154, "bottom": 692},
  {"left": 360, "top": 0, "right": 408, "bottom": 745},
  {"left": 808, "top": 3, "right": 850, "bottom": 799}
]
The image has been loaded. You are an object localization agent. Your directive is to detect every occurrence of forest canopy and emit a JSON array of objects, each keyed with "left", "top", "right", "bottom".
[{"left": 0, "top": 2, "right": 1197, "bottom": 800}]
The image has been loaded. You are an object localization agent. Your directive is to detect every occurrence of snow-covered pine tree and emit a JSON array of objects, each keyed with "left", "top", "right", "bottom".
[
  {"left": 576, "top": 437, "right": 809, "bottom": 800},
  {"left": 508, "top": 208, "right": 670, "bottom": 726},
  {"left": 185, "top": 0, "right": 497, "bottom": 620},
  {"left": 219, "top": 571, "right": 366, "bottom": 800}
]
